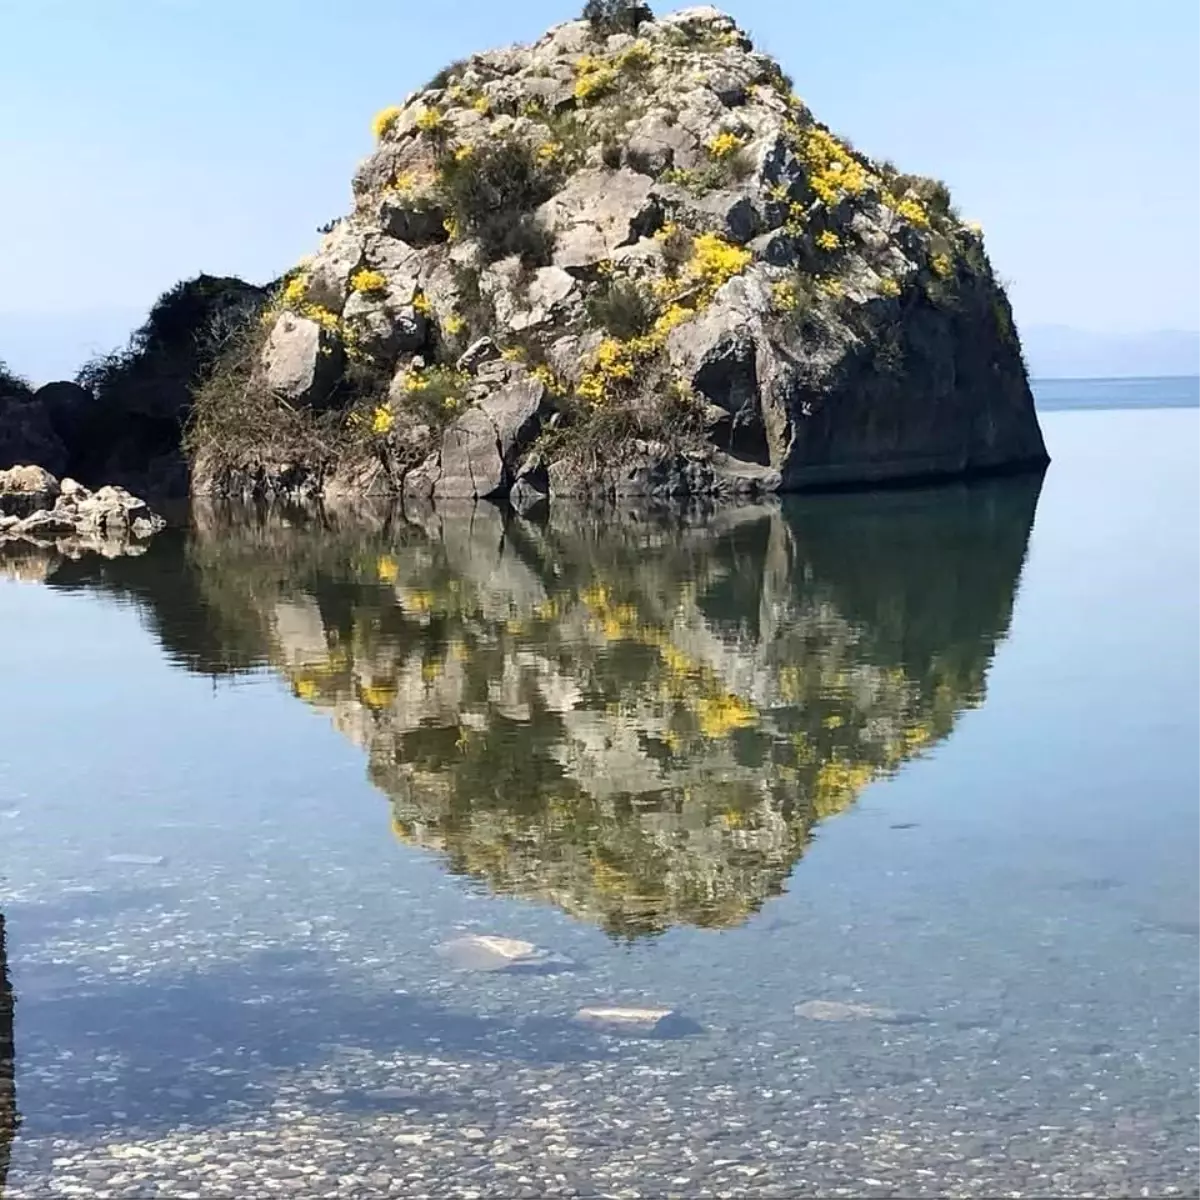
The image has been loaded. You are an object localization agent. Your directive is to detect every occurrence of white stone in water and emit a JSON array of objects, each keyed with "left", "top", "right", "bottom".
[
  {"left": 435, "top": 934, "right": 560, "bottom": 972},
  {"left": 105, "top": 853, "right": 166, "bottom": 866},
  {"left": 573, "top": 1006, "right": 700, "bottom": 1037},
  {"left": 794, "top": 999, "right": 901, "bottom": 1022}
]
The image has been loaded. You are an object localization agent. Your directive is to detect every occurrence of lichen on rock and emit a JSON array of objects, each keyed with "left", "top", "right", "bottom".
[{"left": 188, "top": 2, "right": 1048, "bottom": 502}]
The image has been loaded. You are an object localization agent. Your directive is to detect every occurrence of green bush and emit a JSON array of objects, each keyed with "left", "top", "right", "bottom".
[
  {"left": 440, "top": 140, "right": 559, "bottom": 264},
  {"left": 0, "top": 361, "right": 33, "bottom": 403},
  {"left": 586, "top": 278, "right": 654, "bottom": 339},
  {"left": 582, "top": 0, "right": 652, "bottom": 36}
]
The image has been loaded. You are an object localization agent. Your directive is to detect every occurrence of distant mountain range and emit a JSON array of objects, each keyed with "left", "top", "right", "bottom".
[
  {"left": 1, "top": 312, "right": 1197, "bottom": 387},
  {"left": 1021, "top": 325, "right": 1199, "bottom": 381}
]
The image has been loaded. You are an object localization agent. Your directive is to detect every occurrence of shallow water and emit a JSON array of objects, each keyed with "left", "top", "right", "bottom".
[{"left": 0, "top": 403, "right": 1196, "bottom": 1197}]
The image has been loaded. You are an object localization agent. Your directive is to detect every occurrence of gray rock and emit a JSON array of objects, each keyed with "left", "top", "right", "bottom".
[
  {"left": 794, "top": 1000, "right": 906, "bottom": 1023},
  {"left": 435, "top": 934, "right": 568, "bottom": 973},
  {"left": 306, "top": 222, "right": 366, "bottom": 312},
  {"left": 457, "top": 337, "right": 501, "bottom": 373},
  {"left": 343, "top": 291, "right": 425, "bottom": 363},
  {"left": 537, "top": 169, "right": 660, "bottom": 270},
  {"left": 0, "top": 464, "right": 60, "bottom": 517},
  {"left": 434, "top": 408, "right": 505, "bottom": 499},
  {"left": 378, "top": 195, "right": 447, "bottom": 246},
  {"left": 13, "top": 509, "right": 77, "bottom": 537},
  {"left": 480, "top": 377, "right": 550, "bottom": 467},
  {"left": 573, "top": 1006, "right": 702, "bottom": 1038},
  {"left": 263, "top": 312, "right": 343, "bottom": 407}
]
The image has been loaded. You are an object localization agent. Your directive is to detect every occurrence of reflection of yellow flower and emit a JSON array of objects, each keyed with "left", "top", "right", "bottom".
[
  {"left": 361, "top": 682, "right": 396, "bottom": 710},
  {"left": 697, "top": 694, "right": 758, "bottom": 739},
  {"left": 295, "top": 678, "right": 318, "bottom": 701},
  {"left": 376, "top": 555, "right": 399, "bottom": 583}
]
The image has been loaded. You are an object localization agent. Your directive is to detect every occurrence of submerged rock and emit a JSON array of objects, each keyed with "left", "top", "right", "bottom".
[
  {"left": 187, "top": 4, "right": 1047, "bottom": 503},
  {"left": 573, "top": 1006, "right": 702, "bottom": 1038},
  {"left": 794, "top": 999, "right": 919, "bottom": 1024},
  {"left": 435, "top": 933, "right": 572, "bottom": 973}
]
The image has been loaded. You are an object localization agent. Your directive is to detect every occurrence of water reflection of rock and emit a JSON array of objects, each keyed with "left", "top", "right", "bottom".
[
  {"left": 0, "top": 913, "right": 17, "bottom": 1191},
  {"left": 211, "top": 483, "right": 1043, "bottom": 934},
  {"left": 47, "top": 480, "right": 1041, "bottom": 936}
]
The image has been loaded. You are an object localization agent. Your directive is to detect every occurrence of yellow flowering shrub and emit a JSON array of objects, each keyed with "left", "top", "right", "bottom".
[
  {"left": 767, "top": 181, "right": 790, "bottom": 203},
  {"left": 930, "top": 252, "right": 953, "bottom": 279},
  {"left": 453, "top": 144, "right": 474, "bottom": 163},
  {"left": 706, "top": 130, "right": 744, "bottom": 159},
  {"left": 815, "top": 230, "right": 840, "bottom": 251},
  {"left": 877, "top": 277, "right": 901, "bottom": 298},
  {"left": 573, "top": 55, "right": 617, "bottom": 104},
  {"left": 800, "top": 127, "right": 873, "bottom": 205},
  {"left": 818, "top": 277, "right": 844, "bottom": 299},
  {"left": 371, "top": 405, "right": 394, "bottom": 434},
  {"left": 771, "top": 280, "right": 799, "bottom": 312},
  {"left": 443, "top": 312, "right": 466, "bottom": 336},
  {"left": 615, "top": 40, "right": 653, "bottom": 72},
  {"left": 350, "top": 269, "right": 387, "bottom": 295},
  {"left": 372, "top": 106, "right": 402, "bottom": 141},
  {"left": 414, "top": 107, "right": 444, "bottom": 134},
  {"left": 282, "top": 274, "right": 308, "bottom": 307},
  {"left": 412, "top": 292, "right": 433, "bottom": 316},
  {"left": 537, "top": 140, "right": 563, "bottom": 164},
  {"left": 885, "top": 193, "right": 930, "bottom": 228},
  {"left": 472, "top": 95, "right": 491, "bottom": 114},
  {"left": 687, "top": 232, "right": 752, "bottom": 302},
  {"left": 443, "top": 214, "right": 461, "bottom": 239}
]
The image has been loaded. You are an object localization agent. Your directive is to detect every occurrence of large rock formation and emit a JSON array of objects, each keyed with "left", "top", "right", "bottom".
[{"left": 191, "top": 4, "right": 1047, "bottom": 501}]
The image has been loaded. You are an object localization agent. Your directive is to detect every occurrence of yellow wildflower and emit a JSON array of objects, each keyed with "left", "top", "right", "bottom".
[
  {"left": 706, "top": 130, "right": 744, "bottom": 159},
  {"left": 414, "top": 107, "right": 444, "bottom": 134},
  {"left": 816, "top": 230, "right": 840, "bottom": 251},
  {"left": 371, "top": 406, "right": 394, "bottom": 435},
  {"left": 282, "top": 274, "right": 308, "bottom": 307},
  {"left": 350, "top": 268, "right": 387, "bottom": 295},
  {"left": 372, "top": 105, "right": 402, "bottom": 141},
  {"left": 771, "top": 280, "right": 799, "bottom": 312},
  {"left": 930, "top": 252, "right": 953, "bottom": 278},
  {"left": 412, "top": 292, "right": 433, "bottom": 316},
  {"left": 472, "top": 95, "right": 491, "bottom": 114},
  {"left": 877, "top": 277, "right": 901, "bottom": 298},
  {"left": 443, "top": 312, "right": 466, "bottom": 336}
]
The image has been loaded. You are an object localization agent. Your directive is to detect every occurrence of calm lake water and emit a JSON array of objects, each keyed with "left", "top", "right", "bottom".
[{"left": 0, "top": 397, "right": 1196, "bottom": 1197}]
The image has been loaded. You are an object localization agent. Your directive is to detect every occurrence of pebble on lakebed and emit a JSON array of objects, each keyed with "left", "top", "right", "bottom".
[
  {"left": 573, "top": 1006, "right": 703, "bottom": 1038},
  {"left": 434, "top": 933, "right": 573, "bottom": 973},
  {"left": 795, "top": 1000, "right": 921, "bottom": 1023}
]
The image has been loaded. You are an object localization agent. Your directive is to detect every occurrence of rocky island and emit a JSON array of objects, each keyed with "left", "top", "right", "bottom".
[
  {"left": 186, "top": 1, "right": 1047, "bottom": 503},
  {"left": 2, "top": 2, "right": 1048, "bottom": 508}
]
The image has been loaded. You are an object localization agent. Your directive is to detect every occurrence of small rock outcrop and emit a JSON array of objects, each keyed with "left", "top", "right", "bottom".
[
  {"left": 0, "top": 277, "right": 267, "bottom": 498},
  {"left": 0, "top": 465, "right": 166, "bottom": 555},
  {"left": 189, "top": 3, "right": 1048, "bottom": 502}
]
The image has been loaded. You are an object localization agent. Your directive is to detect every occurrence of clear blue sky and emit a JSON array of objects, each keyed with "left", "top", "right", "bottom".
[{"left": 1, "top": 0, "right": 1197, "bottom": 348}]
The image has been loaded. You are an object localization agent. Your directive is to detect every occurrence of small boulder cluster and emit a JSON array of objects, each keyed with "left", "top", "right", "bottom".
[{"left": 0, "top": 465, "right": 166, "bottom": 553}]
